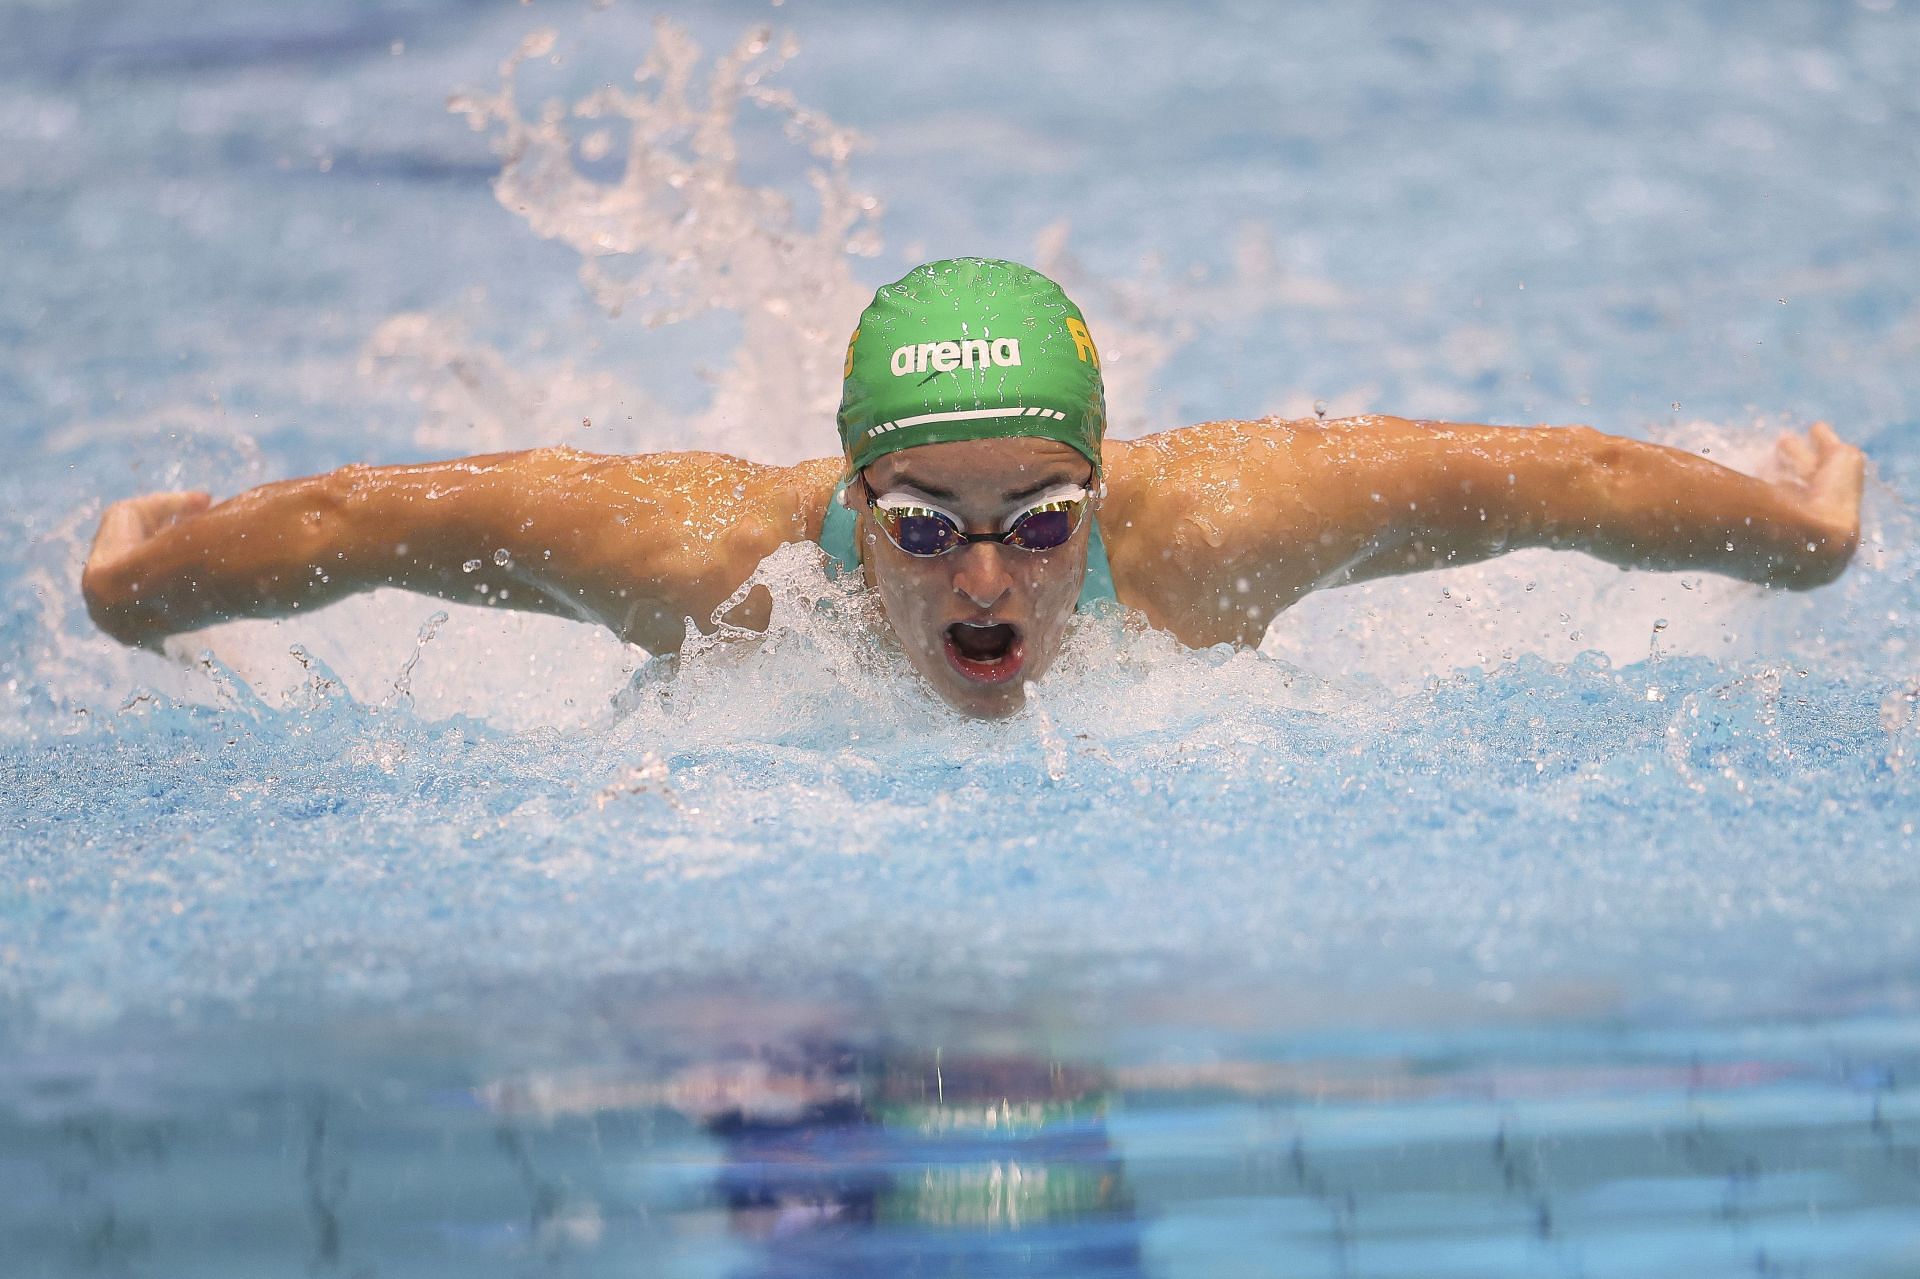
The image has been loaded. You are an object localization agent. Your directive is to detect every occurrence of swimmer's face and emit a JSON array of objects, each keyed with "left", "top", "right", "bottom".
[{"left": 857, "top": 437, "right": 1095, "bottom": 719}]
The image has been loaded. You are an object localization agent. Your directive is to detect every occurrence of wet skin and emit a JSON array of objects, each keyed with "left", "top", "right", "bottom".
[
  {"left": 854, "top": 438, "right": 1095, "bottom": 719},
  {"left": 81, "top": 418, "right": 1865, "bottom": 719}
]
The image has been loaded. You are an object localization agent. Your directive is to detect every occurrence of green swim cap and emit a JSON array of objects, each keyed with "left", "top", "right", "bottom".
[{"left": 837, "top": 258, "right": 1107, "bottom": 475}]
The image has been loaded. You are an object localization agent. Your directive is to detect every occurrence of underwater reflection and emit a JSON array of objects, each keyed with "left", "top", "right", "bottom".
[
  {"left": 703, "top": 1048, "right": 1141, "bottom": 1278},
  {"left": 488, "top": 1040, "right": 1143, "bottom": 1277}
]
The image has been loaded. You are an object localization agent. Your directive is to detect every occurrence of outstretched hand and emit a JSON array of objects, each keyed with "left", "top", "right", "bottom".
[
  {"left": 1765, "top": 424, "right": 1864, "bottom": 580},
  {"left": 82, "top": 491, "right": 212, "bottom": 647}
]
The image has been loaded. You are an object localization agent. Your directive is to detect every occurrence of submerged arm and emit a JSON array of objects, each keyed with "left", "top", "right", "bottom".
[{"left": 81, "top": 448, "right": 841, "bottom": 653}]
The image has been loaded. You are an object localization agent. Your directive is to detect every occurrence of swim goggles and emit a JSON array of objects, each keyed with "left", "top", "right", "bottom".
[{"left": 860, "top": 475, "right": 1096, "bottom": 557}]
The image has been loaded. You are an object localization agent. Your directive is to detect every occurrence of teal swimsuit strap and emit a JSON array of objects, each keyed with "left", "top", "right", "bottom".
[
  {"left": 819, "top": 478, "right": 863, "bottom": 579},
  {"left": 819, "top": 479, "right": 1117, "bottom": 610},
  {"left": 1080, "top": 508, "right": 1117, "bottom": 609}
]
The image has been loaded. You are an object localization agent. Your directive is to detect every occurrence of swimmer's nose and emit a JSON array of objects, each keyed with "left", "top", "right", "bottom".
[{"left": 951, "top": 542, "right": 1013, "bottom": 610}]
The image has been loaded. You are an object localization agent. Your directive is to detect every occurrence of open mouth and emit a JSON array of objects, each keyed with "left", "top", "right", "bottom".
[{"left": 943, "top": 621, "right": 1026, "bottom": 684}]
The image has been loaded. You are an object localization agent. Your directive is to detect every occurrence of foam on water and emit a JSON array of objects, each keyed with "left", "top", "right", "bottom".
[{"left": 11, "top": 528, "right": 1920, "bottom": 1040}]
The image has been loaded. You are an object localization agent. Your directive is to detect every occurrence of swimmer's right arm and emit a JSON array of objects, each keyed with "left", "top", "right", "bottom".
[{"left": 81, "top": 448, "right": 844, "bottom": 653}]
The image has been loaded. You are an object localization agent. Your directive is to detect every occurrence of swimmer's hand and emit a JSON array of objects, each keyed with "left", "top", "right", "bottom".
[
  {"left": 82, "top": 491, "right": 213, "bottom": 649},
  {"left": 1762, "top": 422, "right": 1864, "bottom": 587}
]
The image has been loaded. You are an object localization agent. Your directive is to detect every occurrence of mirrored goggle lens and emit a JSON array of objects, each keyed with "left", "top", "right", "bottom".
[
  {"left": 884, "top": 511, "right": 965, "bottom": 556},
  {"left": 1003, "top": 505, "right": 1079, "bottom": 551}
]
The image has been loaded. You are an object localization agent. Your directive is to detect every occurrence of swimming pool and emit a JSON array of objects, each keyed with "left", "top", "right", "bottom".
[{"left": 4, "top": 0, "right": 1918, "bottom": 1273}]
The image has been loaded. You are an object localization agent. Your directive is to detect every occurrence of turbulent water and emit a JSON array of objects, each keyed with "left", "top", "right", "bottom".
[{"left": 4, "top": 1, "right": 1919, "bottom": 1275}]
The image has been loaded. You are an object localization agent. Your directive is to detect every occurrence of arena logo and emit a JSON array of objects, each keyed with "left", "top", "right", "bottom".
[{"left": 890, "top": 338, "right": 1022, "bottom": 376}]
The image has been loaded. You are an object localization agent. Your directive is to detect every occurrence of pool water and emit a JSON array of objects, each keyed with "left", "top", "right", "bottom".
[{"left": 4, "top": 1, "right": 1919, "bottom": 1274}]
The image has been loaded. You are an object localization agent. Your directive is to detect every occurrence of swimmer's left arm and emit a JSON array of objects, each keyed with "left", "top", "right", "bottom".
[
  {"left": 1321, "top": 418, "right": 1864, "bottom": 590},
  {"left": 1105, "top": 418, "right": 1863, "bottom": 648}
]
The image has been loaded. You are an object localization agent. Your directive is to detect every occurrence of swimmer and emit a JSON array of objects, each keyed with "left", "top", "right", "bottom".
[{"left": 82, "top": 258, "right": 1865, "bottom": 718}]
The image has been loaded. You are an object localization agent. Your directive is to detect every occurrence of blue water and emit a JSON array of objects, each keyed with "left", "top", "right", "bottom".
[{"left": 5, "top": 1, "right": 1920, "bottom": 1274}]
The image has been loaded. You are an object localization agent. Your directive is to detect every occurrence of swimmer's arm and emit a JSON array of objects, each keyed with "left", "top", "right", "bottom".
[
  {"left": 1105, "top": 418, "right": 1862, "bottom": 647},
  {"left": 81, "top": 449, "right": 843, "bottom": 653},
  {"left": 1319, "top": 418, "right": 1864, "bottom": 589}
]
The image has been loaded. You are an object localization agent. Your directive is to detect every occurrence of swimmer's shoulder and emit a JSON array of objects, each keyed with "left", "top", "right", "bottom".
[
  {"left": 1102, "top": 418, "right": 1316, "bottom": 530},
  {"left": 772, "top": 457, "right": 846, "bottom": 545},
  {"left": 1104, "top": 415, "right": 1412, "bottom": 515},
  {"left": 1101, "top": 420, "right": 1335, "bottom": 635}
]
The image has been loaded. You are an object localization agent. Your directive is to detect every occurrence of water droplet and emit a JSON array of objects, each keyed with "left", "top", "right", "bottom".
[
  {"left": 462, "top": 559, "right": 482, "bottom": 573},
  {"left": 493, "top": 548, "right": 513, "bottom": 567},
  {"left": 1652, "top": 618, "right": 1669, "bottom": 632}
]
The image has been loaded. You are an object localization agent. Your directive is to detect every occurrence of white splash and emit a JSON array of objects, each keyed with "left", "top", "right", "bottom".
[{"left": 402, "top": 19, "right": 883, "bottom": 463}]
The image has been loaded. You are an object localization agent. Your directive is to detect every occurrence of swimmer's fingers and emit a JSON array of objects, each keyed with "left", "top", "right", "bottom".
[
  {"left": 90, "top": 491, "right": 212, "bottom": 565},
  {"left": 1770, "top": 423, "right": 1860, "bottom": 497},
  {"left": 1776, "top": 424, "right": 1864, "bottom": 582},
  {"left": 1757, "top": 424, "right": 1862, "bottom": 587},
  {"left": 1772, "top": 430, "right": 1817, "bottom": 480},
  {"left": 1805, "top": 424, "right": 1865, "bottom": 522},
  {"left": 84, "top": 491, "right": 213, "bottom": 647}
]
